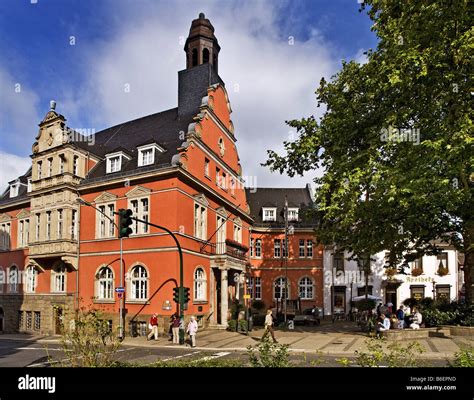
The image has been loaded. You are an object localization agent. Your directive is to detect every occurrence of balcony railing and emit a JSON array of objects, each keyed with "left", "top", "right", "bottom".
[{"left": 200, "top": 240, "right": 248, "bottom": 261}]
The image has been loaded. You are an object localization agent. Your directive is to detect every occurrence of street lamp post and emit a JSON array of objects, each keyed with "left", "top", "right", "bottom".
[{"left": 77, "top": 198, "right": 124, "bottom": 340}]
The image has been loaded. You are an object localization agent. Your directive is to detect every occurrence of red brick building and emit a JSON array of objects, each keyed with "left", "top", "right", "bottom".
[{"left": 0, "top": 14, "right": 319, "bottom": 335}]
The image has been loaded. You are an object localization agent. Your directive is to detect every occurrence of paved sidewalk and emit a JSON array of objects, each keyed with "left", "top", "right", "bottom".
[{"left": 1, "top": 321, "right": 471, "bottom": 360}]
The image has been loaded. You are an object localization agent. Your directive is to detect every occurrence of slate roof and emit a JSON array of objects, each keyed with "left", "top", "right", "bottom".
[
  {"left": 0, "top": 168, "right": 32, "bottom": 206},
  {"left": 245, "top": 187, "right": 316, "bottom": 227},
  {"left": 78, "top": 107, "right": 195, "bottom": 184}
]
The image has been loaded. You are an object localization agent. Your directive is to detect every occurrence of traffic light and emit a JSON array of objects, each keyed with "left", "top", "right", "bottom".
[
  {"left": 183, "top": 287, "right": 190, "bottom": 304},
  {"left": 173, "top": 287, "right": 180, "bottom": 303},
  {"left": 118, "top": 208, "right": 133, "bottom": 238}
]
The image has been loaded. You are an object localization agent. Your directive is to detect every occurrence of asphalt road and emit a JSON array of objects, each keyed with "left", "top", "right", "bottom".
[{"left": 0, "top": 338, "right": 450, "bottom": 368}]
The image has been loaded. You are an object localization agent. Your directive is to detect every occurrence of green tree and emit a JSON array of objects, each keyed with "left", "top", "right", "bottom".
[{"left": 265, "top": 0, "right": 473, "bottom": 301}]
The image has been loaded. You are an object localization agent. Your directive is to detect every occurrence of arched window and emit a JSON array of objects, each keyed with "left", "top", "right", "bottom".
[
  {"left": 194, "top": 267, "right": 207, "bottom": 301},
  {"left": 192, "top": 48, "right": 198, "bottom": 67},
  {"left": 299, "top": 277, "right": 314, "bottom": 300},
  {"left": 130, "top": 265, "right": 148, "bottom": 300},
  {"left": 9, "top": 265, "right": 18, "bottom": 293},
  {"left": 202, "top": 48, "right": 210, "bottom": 64},
  {"left": 274, "top": 277, "right": 288, "bottom": 300},
  {"left": 97, "top": 267, "right": 114, "bottom": 300},
  {"left": 53, "top": 265, "right": 67, "bottom": 293},
  {"left": 25, "top": 266, "right": 38, "bottom": 293}
]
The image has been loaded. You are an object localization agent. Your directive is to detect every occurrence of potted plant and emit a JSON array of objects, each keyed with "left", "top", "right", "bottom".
[
  {"left": 411, "top": 267, "right": 423, "bottom": 277},
  {"left": 437, "top": 261, "right": 449, "bottom": 276}
]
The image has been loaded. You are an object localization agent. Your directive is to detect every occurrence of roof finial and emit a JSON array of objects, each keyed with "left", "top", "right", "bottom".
[
  {"left": 199, "top": 12, "right": 205, "bottom": 19},
  {"left": 50, "top": 100, "right": 56, "bottom": 111}
]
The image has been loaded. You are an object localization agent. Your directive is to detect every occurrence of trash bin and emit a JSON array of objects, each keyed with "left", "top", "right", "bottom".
[{"left": 129, "top": 321, "right": 138, "bottom": 337}]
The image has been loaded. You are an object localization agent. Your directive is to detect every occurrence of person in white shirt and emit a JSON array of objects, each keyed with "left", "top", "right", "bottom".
[
  {"left": 409, "top": 307, "right": 423, "bottom": 329},
  {"left": 261, "top": 309, "right": 278, "bottom": 343}
]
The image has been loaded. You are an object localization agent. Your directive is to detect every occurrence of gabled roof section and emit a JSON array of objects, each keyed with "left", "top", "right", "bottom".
[{"left": 245, "top": 187, "right": 316, "bottom": 227}]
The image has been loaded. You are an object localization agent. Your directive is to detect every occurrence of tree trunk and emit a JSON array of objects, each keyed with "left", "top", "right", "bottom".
[{"left": 462, "top": 223, "right": 473, "bottom": 304}]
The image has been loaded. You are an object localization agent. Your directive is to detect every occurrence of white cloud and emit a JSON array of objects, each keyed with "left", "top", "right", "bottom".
[
  {"left": 0, "top": 151, "right": 30, "bottom": 191},
  {"left": 0, "top": 67, "right": 40, "bottom": 155},
  {"left": 68, "top": 0, "right": 337, "bottom": 188}
]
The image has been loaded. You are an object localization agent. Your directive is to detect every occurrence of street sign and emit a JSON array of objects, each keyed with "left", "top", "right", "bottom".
[
  {"left": 115, "top": 287, "right": 125, "bottom": 293},
  {"left": 243, "top": 294, "right": 251, "bottom": 299}
]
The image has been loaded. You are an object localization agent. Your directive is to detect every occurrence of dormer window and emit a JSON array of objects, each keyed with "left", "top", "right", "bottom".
[
  {"left": 262, "top": 207, "right": 277, "bottom": 222},
  {"left": 137, "top": 143, "right": 164, "bottom": 167},
  {"left": 9, "top": 180, "right": 20, "bottom": 198},
  {"left": 287, "top": 208, "right": 299, "bottom": 221},
  {"left": 105, "top": 151, "right": 131, "bottom": 174},
  {"left": 27, "top": 178, "right": 32, "bottom": 193}
]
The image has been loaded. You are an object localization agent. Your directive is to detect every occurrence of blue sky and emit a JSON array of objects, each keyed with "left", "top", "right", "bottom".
[{"left": 0, "top": 0, "right": 377, "bottom": 188}]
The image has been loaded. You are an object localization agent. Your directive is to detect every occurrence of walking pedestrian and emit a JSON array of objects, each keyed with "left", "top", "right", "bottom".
[
  {"left": 186, "top": 316, "right": 198, "bottom": 348},
  {"left": 172, "top": 313, "right": 180, "bottom": 344},
  {"left": 261, "top": 309, "right": 278, "bottom": 343},
  {"left": 147, "top": 313, "right": 159, "bottom": 341}
]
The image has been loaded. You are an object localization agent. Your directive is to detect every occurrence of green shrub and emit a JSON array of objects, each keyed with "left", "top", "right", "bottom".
[
  {"left": 238, "top": 319, "right": 248, "bottom": 332},
  {"left": 247, "top": 336, "right": 292, "bottom": 367},
  {"left": 227, "top": 319, "right": 237, "bottom": 332},
  {"left": 450, "top": 348, "right": 474, "bottom": 368}
]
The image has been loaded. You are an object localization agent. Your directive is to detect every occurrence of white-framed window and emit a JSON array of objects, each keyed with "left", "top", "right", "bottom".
[
  {"left": 194, "top": 267, "right": 207, "bottom": 301},
  {"left": 194, "top": 203, "right": 207, "bottom": 240},
  {"left": 129, "top": 265, "right": 148, "bottom": 300},
  {"left": 222, "top": 172, "right": 227, "bottom": 190},
  {"left": 215, "top": 167, "right": 221, "bottom": 186},
  {"left": 27, "top": 177, "right": 32, "bottom": 192},
  {"left": 204, "top": 158, "right": 210, "bottom": 177},
  {"left": 216, "top": 214, "right": 226, "bottom": 254},
  {"left": 47, "top": 157, "right": 53, "bottom": 177},
  {"left": 299, "top": 277, "right": 314, "bottom": 300},
  {"left": 299, "top": 239, "right": 305, "bottom": 258},
  {"left": 97, "top": 203, "right": 116, "bottom": 238},
  {"left": 8, "top": 265, "right": 18, "bottom": 293},
  {"left": 262, "top": 207, "right": 277, "bottom": 222},
  {"left": 282, "top": 239, "right": 288, "bottom": 258},
  {"left": 287, "top": 207, "right": 299, "bottom": 221},
  {"left": 137, "top": 144, "right": 163, "bottom": 167},
  {"left": 0, "top": 223, "right": 11, "bottom": 250},
  {"left": 306, "top": 240, "right": 313, "bottom": 258},
  {"left": 72, "top": 210, "right": 78, "bottom": 240},
  {"left": 106, "top": 152, "right": 130, "bottom": 174},
  {"left": 18, "top": 219, "right": 30, "bottom": 247},
  {"left": 35, "top": 213, "right": 40, "bottom": 241},
  {"left": 73, "top": 156, "right": 79, "bottom": 175},
  {"left": 233, "top": 223, "right": 242, "bottom": 242},
  {"left": 37, "top": 161, "right": 43, "bottom": 179},
  {"left": 274, "top": 277, "right": 288, "bottom": 300},
  {"left": 46, "top": 211, "right": 51, "bottom": 240},
  {"left": 25, "top": 266, "right": 38, "bottom": 293},
  {"left": 57, "top": 209, "right": 63, "bottom": 239},
  {"left": 9, "top": 180, "right": 19, "bottom": 198},
  {"left": 52, "top": 265, "right": 66, "bottom": 293},
  {"left": 247, "top": 277, "right": 262, "bottom": 300},
  {"left": 130, "top": 198, "right": 149, "bottom": 235},
  {"left": 274, "top": 239, "right": 281, "bottom": 258},
  {"left": 230, "top": 178, "right": 236, "bottom": 196},
  {"left": 255, "top": 239, "right": 262, "bottom": 258},
  {"left": 97, "top": 266, "right": 114, "bottom": 300}
]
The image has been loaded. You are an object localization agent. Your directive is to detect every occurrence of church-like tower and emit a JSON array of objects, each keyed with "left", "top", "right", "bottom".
[{"left": 184, "top": 12, "right": 220, "bottom": 73}]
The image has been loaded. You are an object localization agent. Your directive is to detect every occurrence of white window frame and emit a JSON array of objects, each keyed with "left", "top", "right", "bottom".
[
  {"left": 233, "top": 223, "right": 242, "bottom": 243},
  {"left": 25, "top": 266, "right": 38, "bottom": 293},
  {"left": 73, "top": 155, "right": 79, "bottom": 176},
  {"left": 204, "top": 158, "right": 210, "bottom": 177},
  {"left": 129, "top": 265, "right": 148, "bottom": 301},
  {"left": 37, "top": 161, "right": 43, "bottom": 179},
  {"left": 47, "top": 157, "right": 53, "bottom": 177},
  {"left": 57, "top": 209, "right": 63, "bottom": 239},
  {"left": 287, "top": 207, "right": 299, "bottom": 221},
  {"left": 106, "top": 151, "right": 131, "bottom": 174},
  {"left": 194, "top": 203, "right": 207, "bottom": 240},
  {"left": 72, "top": 210, "right": 78, "bottom": 240},
  {"left": 96, "top": 202, "right": 116, "bottom": 239},
  {"left": 97, "top": 266, "right": 114, "bottom": 300},
  {"left": 8, "top": 265, "right": 18, "bottom": 293},
  {"left": 194, "top": 267, "right": 207, "bottom": 301},
  {"left": 27, "top": 177, "right": 32, "bottom": 193},
  {"left": 299, "top": 276, "right": 314, "bottom": 300},
  {"left": 0, "top": 223, "right": 11, "bottom": 250},
  {"left": 52, "top": 265, "right": 67, "bottom": 293},
  {"left": 274, "top": 239, "right": 281, "bottom": 258},
  {"left": 262, "top": 207, "right": 277, "bottom": 222},
  {"left": 254, "top": 277, "right": 262, "bottom": 300},
  {"left": 35, "top": 213, "right": 41, "bottom": 241},
  {"left": 46, "top": 212, "right": 51, "bottom": 241},
  {"left": 129, "top": 197, "right": 150, "bottom": 235},
  {"left": 306, "top": 240, "right": 313, "bottom": 258},
  {"left": 59, "top": 155, "right": 65, "bottom": 174},
  {"left": 18, "top": 219, "right": 30, "bottom": 247},
  {"left": 9, "top": 181, "right": 19, "bottom": 198},
  {"left": 254, "top": 239, "right": 262, "bottom": 258},
  {"left": 137, "top": 144, "right": 163, "bottom": 167}
]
